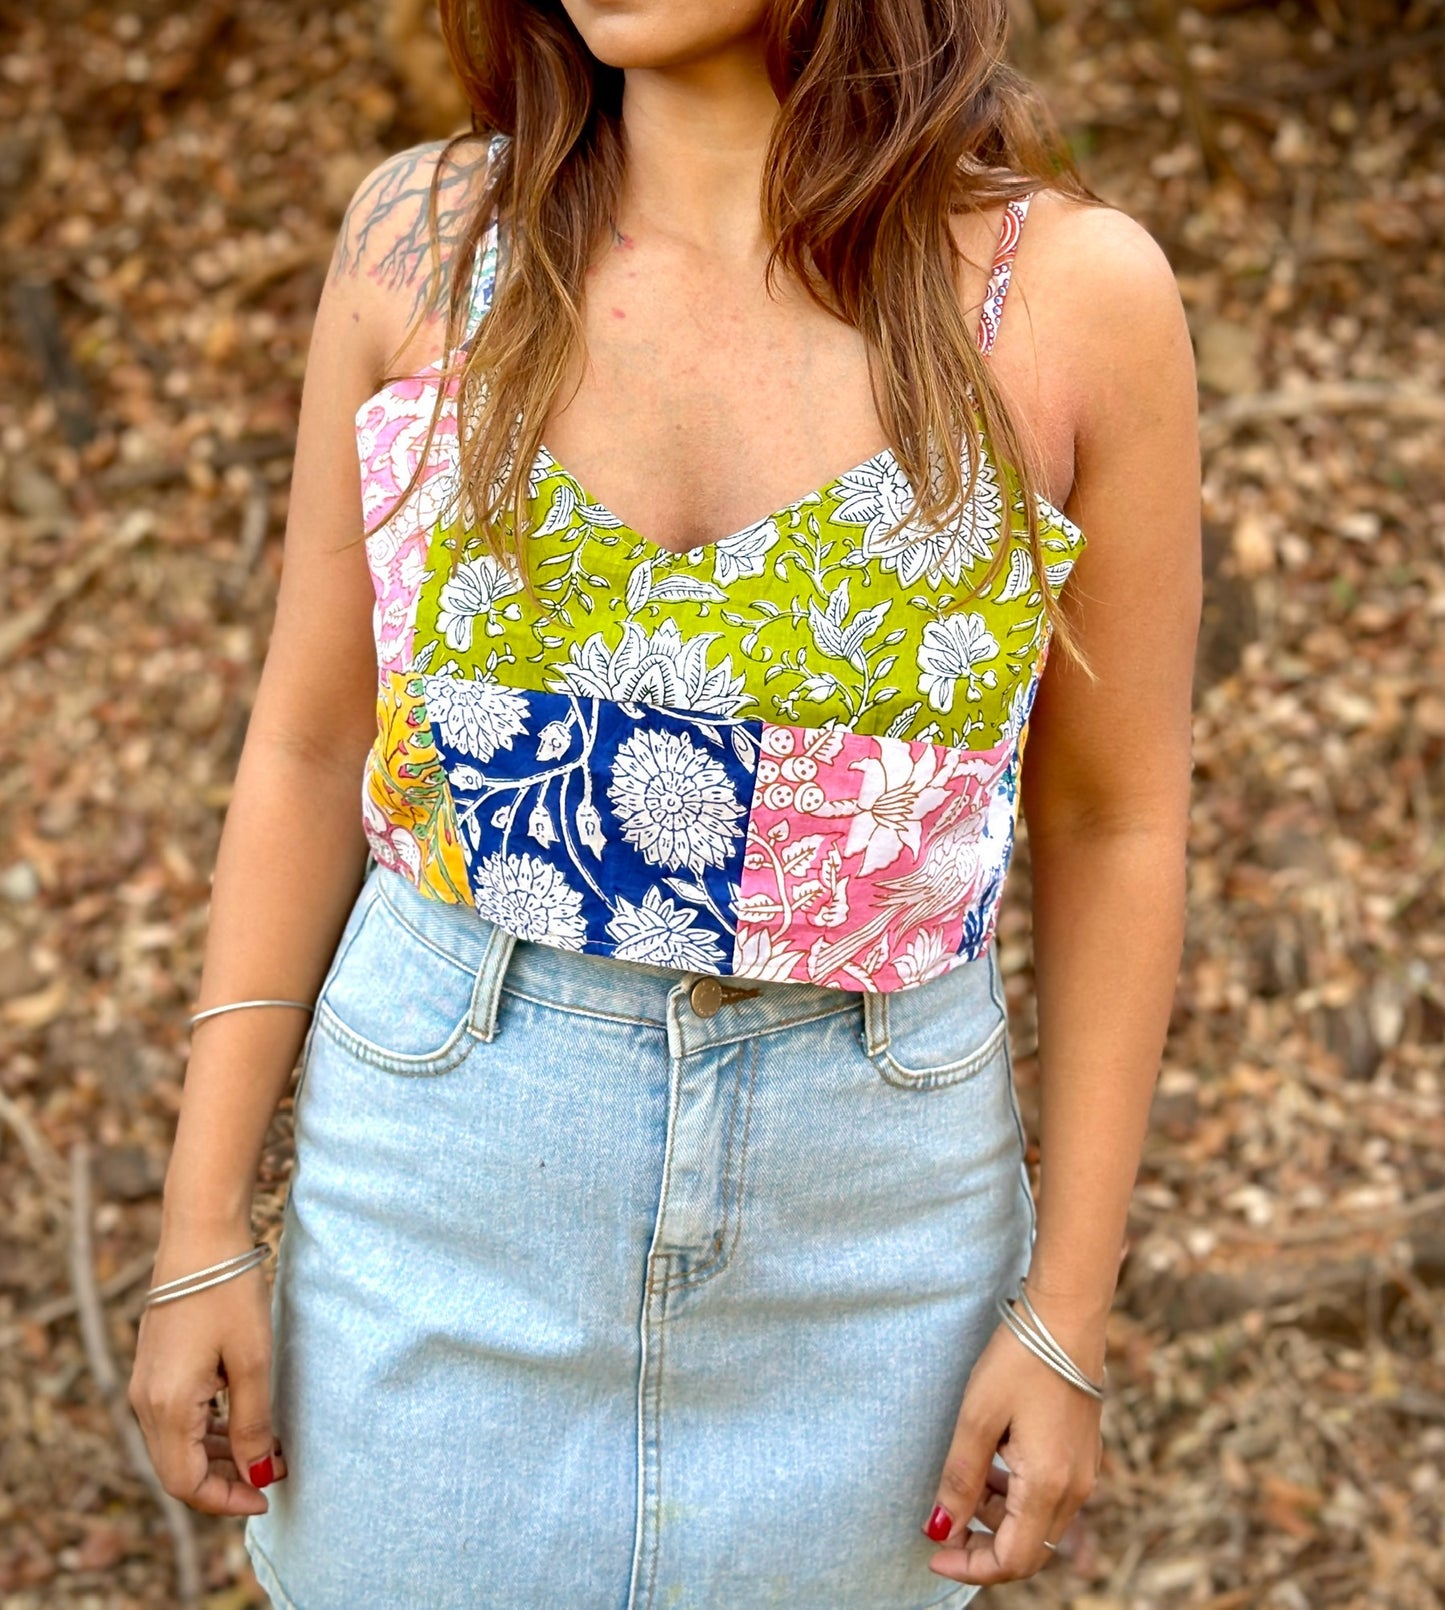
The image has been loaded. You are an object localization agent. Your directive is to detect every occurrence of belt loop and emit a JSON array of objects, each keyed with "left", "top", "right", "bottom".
[
  {"left": 862, "top": 989, "right": 890, "bottom": 1059},
  {"left": 468, "top": 919, "right": 518, "bottom": 1043}
]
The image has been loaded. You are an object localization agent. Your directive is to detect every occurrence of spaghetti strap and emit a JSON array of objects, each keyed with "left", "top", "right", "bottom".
[
  {"left": 460, "top": 216, "right": 501, "bottom": 346},
  {"left": 975, "top": 191, "right": 1034, "bottom": 358},
  {"left": 460, "top": 133, "right": 509, "bottom": 346}
]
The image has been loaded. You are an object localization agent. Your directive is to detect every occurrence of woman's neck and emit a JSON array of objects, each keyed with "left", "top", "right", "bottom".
[{"left": 611, "top": 59, "right": 779, "bottom": 258}]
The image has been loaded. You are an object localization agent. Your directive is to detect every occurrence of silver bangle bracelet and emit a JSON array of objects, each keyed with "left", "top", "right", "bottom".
[
  {"left": 188, "top": 998, "right": 315, "bottom": 1029},
  {"left": 995, "top": 1300, "right": 1102, "bottom": 1399},
  {"left": 1015, "top": 1280, "right": 1110, "bottom": 1393},
  {"left": 144, "top": 1244, "right": 272, "bottom": 1308},
  {"left": 147, "top": 1245, "right": 270, "bottom": 1297},
  {"left": 994, "top": 1290, "right": 1107, "bottom": 1401}
]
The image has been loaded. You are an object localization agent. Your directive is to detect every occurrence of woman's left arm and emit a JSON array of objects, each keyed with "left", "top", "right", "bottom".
[{"left": 926, "top": 200, "right": 1202, "bottom": 1587}]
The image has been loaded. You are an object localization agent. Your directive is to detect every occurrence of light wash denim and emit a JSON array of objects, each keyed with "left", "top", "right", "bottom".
[{"left": 245, "top": 858, "right": 1036, "bottom": 1609}]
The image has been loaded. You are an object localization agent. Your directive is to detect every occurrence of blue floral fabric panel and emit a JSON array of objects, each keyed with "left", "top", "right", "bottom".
[{"left": 423, "top": 677, "right": 760, "bottom": 971}]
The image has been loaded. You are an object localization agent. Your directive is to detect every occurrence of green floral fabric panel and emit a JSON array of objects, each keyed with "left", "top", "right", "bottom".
[{"left": 409, "top": 439, "right": 1086, "bottom": 753}]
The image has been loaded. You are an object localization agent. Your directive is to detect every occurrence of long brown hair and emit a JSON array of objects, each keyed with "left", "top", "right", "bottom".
[{"left": 381, "top": 0, "right": 1103, "bottom": 676}]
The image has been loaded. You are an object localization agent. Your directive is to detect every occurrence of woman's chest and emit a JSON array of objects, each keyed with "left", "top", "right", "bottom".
[
  {"left": 542, "top": 256, "right": 893, "bottom": 556},
  {"left": 538, "top": 219, "right": 1076, "bottom": 553}
]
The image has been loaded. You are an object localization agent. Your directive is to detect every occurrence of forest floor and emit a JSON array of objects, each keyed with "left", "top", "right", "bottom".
[{"left": 0, "top": 0, "right": 1442, "bottom": 1606}]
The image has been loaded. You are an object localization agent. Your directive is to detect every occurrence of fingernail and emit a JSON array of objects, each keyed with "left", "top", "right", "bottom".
[
  {"left": 248, "top": 1456, "right": 275, "bottom": 1489},
  {"left": 923, "top": 1505, "right": 953, "bottom": 1543}
]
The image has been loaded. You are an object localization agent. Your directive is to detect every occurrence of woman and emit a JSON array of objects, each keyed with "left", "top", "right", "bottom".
[{"left": 129, "top": 2, "right": 1200, "bottom": 1605}]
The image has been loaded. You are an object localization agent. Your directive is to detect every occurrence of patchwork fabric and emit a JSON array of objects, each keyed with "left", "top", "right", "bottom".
[
  {"left": 424, "top": 683, "right": 758, "bottom": 967},
  {"left": 354, "top": 215, "right": 500, "bottom": 679},
  {"left": 410, "top": 440, "right": 1081, "bottom": 754},
  {"left": 355, "top": 133, "right": 1087, "bottom": 993},
  {"left": 734, "top": 719, "right": 1021, "bottom": 993},
  {"left": 360, "top": 671, "right": 469, "bottom": 903}
]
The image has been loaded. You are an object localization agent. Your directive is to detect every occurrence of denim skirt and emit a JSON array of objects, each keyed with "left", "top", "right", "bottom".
[{"left": 244, "top": 859, "right": 1036, "bottom": 1609}]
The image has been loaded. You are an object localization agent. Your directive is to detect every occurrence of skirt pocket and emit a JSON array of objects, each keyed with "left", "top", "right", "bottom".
[
  {"left": 862, "top": 948, "right": 1009, "bottom": 1091},
  {"left": 312, "top": 879, "right": 482, "bottom": 1078}
]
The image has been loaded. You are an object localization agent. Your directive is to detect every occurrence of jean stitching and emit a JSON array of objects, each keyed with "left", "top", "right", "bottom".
[
  {"left": 717, "top": 1039, "right": 759, "bottom": 1283},
  {"left": 873, "top": 989, "right": 891, "bottom": 1058},
  {"left": 638, "top": 1254, "right": 671, "bottom": 1610},
  {"left": 313, "top": 877, "right": 379, "bottom": 1014},
  {"left": 312, "top": 1007, "right": 477, "bottom": 1077},
  {"left": 468, "top": 923, "right": 517, "bottom": 1042},
  {"left": 498, "top": 982, "right": 858, "bottom": 1042},
  {"left": 313, "top": 884, "right": 481, "bottom": 1073},
  {"left": 667, "top": 1040, "right": 757, "bottom": 1291},
  {"left": 989, "top": 946, "right": 1038, "bottom": 1248},
  {"left": 244, "top": 1528, "right": 302, "bottom": 1610},
  {"left": 375, "top": 877, "right": 488, "bottom": 977},
  {"left": 870, "top": 1014, "right": 1009, "bottom": 1090},
  {"left": 689, "top": 1000, "right": 858, "bottom": 1051},
  {"left": 667, "top": 1050, "right": 735, "bottom": 1288},
  {"left": 500, "top": 980, "right": 668, "bottom": 1029}
]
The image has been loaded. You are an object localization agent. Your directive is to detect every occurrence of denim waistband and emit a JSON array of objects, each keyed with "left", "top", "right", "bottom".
[
  {"left": 367, "top": 860, "right": 1004, "bottom": 1065},
  {"left": 369, "top": 862, "right": 880, "bottom": 1060}
]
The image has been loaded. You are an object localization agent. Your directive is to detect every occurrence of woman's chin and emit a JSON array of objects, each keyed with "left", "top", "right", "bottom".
[{"left": 560, "top": 0, "right": 768, "bottom": 73}]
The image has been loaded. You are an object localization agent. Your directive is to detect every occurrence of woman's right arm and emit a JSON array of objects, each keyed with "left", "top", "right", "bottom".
[{"left": 128, "top": 138, "right": 489, "bottom": 1517}]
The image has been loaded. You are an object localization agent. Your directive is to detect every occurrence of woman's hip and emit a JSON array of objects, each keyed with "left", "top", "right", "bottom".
[{"left": 286, "top": 859, "right": 1033, "bottom": 1292}]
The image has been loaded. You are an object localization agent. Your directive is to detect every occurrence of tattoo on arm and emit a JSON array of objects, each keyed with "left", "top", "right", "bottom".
[{"left": 331, "top": 139, "right": 491, "bottom": 326}]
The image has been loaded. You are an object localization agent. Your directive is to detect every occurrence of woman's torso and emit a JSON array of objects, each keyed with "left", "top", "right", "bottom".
[{"left": 355, "top": 132, "right": 1087, "bottom": 993}]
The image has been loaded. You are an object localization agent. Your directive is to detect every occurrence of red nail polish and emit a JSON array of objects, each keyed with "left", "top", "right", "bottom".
[
  {"left": 923, "top": 1505, "right": 953, "bottom": 1543},
  {"left": 248, "top": 1456, "right": 275, "bottom": 1489}
]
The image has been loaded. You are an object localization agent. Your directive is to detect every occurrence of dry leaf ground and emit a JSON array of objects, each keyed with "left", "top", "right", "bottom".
[{"left": 1, "top": 1, "right": 1441, "bottom": 1606}]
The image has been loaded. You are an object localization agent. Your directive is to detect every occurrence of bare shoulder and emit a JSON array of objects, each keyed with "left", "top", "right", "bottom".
[
  {"left": 1022, "top": 189, "right": 1183, "bottom": 314},
  {"left": 1018, "top": 188, "right": 1196, "bottom": 434},
  {"left": 324, "top": 134, "right": 500, "bottom": 382}
]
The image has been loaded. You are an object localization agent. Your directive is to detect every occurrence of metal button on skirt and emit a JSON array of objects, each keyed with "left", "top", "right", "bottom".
[{"left": 244, "top": 860, "right": 1036, "bottom": 1609}]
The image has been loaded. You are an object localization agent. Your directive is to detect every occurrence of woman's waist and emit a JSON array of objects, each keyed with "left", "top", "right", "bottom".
[
  {"left": 361, "top": 676, "right": 1021, "bottom": 995},
  {"left": 363, "top": 855, "right": 1005, "bottom": 1054}
]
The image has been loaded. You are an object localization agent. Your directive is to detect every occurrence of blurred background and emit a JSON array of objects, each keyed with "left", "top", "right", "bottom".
[{"left": 1, "top": 0, "right": 1442, "bottom": 1605}]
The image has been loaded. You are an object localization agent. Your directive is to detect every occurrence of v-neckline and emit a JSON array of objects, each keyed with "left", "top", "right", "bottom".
[
  {"left": 533, "top": 440, "right": 903, "bottom": 561},
  {"left": 532, "top": 435, "right": 1084, "bottom": 562}
]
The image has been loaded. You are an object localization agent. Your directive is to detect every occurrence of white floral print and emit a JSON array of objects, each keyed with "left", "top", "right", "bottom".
[
  {"left": 831, "top": 453, "right": 917, "bottom": 549},
  {"left": 730, "top": 923, "right": 809, "bottom": 983},
  {"left": 364, "top": 168, "right": 1090, "bottom": 991},
  {"left": 892, "top": 928, "right": 958, "bottom": 988},
  {"left": 469, "top": 851, "right": 587, "bottom": 949},
  {"left": 608, "top": 727, "right": 745, "bottom": 874},
  {"left": 606, "top": 889, "right": 726, "bottom": 969},
  {"left": 422, "top": 674, "right": 529, "bottom": 761},
  {"left": 434, "top": 555, "right": 524, "bottom": 651},
  {"left": 999, "top": 668, "right": 1038, "bottom": 750},
  {"left": 711, "top": 516, "right": 780, "bottom": 585},
  {"left": 535, "top": 717, "right": 574, "bottom": 762},
  {"left": 551, "top": 620, "right": 751, "bottom": 717},
  {"left": 355, "top": 378, "right": 448, "bottom": 527},
  {"left": 834, "top": 446, "right": 1004, "bottom": 589},
  {"left": 839, "top": 744, "right": 964, "bottom": 877},
  {"left": 807, "top": 578, "right": 891, "bottom": 669},
  {"left": 917, "top": 614, "right": 1001, "bottom": 713}
]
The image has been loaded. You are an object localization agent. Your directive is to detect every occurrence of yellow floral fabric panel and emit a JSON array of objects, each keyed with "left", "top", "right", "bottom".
[{"left": 360, "top": 671, "right": 471, "bottom": 905}]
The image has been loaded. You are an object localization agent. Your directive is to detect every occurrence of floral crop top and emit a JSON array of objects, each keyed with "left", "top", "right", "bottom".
[{"left": 355, "top": 136, "right": 1086, "bottom": 994}]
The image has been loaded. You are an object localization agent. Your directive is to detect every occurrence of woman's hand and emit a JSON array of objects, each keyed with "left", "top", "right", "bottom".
[
  {"left": 922, "top": 1286, "right": 1107, "bottom": 1587},
  {"left": 128, "top": 1226, "right": 288, "bottom": 1516}
]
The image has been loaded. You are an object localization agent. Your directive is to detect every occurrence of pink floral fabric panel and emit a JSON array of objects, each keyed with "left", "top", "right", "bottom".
[
  {"left": 733, "top": 723, "right": 1019, "bottom": 993},
  {"left": 355, "top": 369, "right": 460, "bottom": 682}
]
